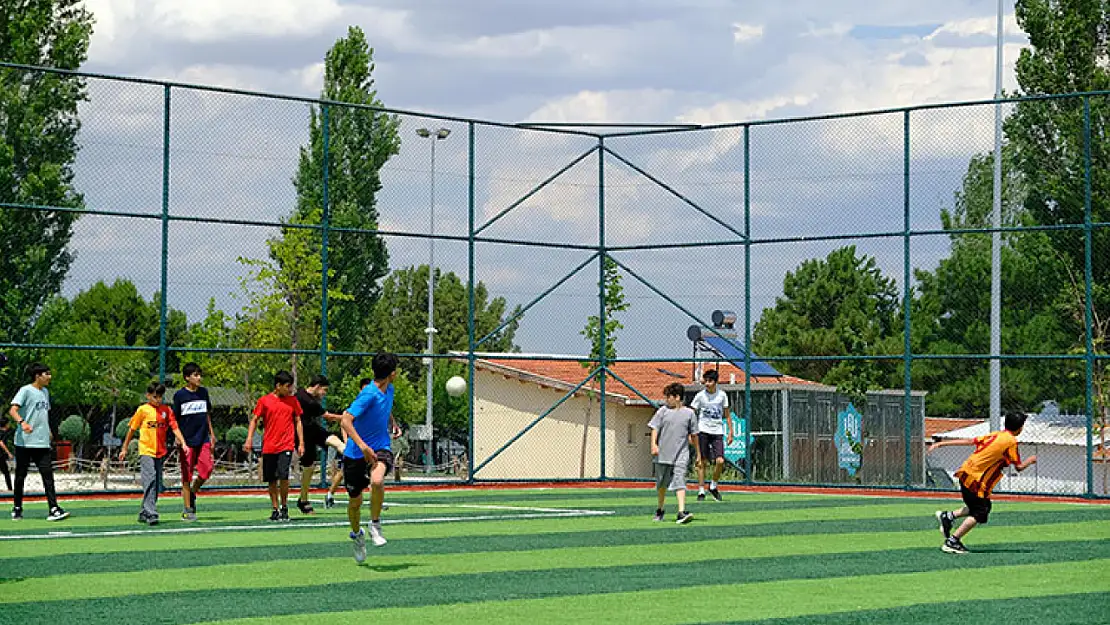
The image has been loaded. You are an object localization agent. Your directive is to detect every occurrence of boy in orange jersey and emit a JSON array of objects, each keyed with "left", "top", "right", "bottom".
[
  {"left": 927, "top": 412, "right": 1038, "bottom": 554},
  {"left": 119, "top": 383, "right": 187, "bottom": 526}
]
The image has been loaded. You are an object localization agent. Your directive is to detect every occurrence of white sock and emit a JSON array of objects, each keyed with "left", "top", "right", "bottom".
[
  {"left": 710, "top": 481, "right": 718, "bottom": 490},
  {"left": 698, "top": 487, "right": 705, "bottom": 494}
]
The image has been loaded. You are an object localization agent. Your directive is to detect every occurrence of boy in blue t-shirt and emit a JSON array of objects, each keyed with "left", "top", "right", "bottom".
[{"left": 340, "top": 352, "right": 397, "bottom": 562}]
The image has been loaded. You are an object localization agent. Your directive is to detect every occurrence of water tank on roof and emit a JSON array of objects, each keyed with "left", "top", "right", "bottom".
[
  {"left": 712, "top": 310, "right": 737, "bottom": 328},
  {"left": 686, "top": 325, "right": 704, "bottom": 342}
]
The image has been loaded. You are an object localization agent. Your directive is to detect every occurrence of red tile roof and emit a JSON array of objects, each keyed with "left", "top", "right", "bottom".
[
  {"left": 925, "top": 418, "right": 987, "bottom": 438},
  {"left": 471, "top": 356, "right": 817, "bottom": 403}
]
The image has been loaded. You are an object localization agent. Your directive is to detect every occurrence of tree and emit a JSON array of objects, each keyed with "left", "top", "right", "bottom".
[
  {"left": 910, "top": 148, "right": 1081, "bottom": 417},
  {"left": 291, "top": 26, "right": 401, "bottom": 356},
  {"left": 0, "top": 1, "right": 93, "bottom": 388},
  {"left": 752, "top": 246, "right": 901, "bottom": 389},
  {"left": 578, "top": 256, "right": 630, "bottom": 478},
  {"left": 366, "top": 265, "right": 522, "bottom": 381}
]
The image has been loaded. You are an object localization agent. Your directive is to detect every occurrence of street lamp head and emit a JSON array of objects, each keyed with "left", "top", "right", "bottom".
[
  {"left": 435, "top": 128, "right": 451, "bottom": 140},
  {"left": 415, "top": 128, "right": 431, "bottom": 138}
]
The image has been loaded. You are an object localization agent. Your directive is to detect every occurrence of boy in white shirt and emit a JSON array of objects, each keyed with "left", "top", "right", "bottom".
[{"left": 691, "top": 369, "right": 733, "bottom": 501}]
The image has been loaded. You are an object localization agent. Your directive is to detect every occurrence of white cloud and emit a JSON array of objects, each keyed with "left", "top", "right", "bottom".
[
  {"left": 924, "top": 13, "right": 1022, "bottom": 41},
  {"left": 732, "top": 22, "right": 764, "bottom": 44},
  {"left": 148, "top": 0, "right": 345, "bottom": 42}
]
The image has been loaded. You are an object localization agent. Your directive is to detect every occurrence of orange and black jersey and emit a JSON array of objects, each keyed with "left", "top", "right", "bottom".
[{"left": 954, "top": 430, "right": 1022, "bottom": 498}]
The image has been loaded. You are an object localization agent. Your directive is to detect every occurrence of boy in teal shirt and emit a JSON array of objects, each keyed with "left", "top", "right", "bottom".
[{"left": 9, "top": 363, "right": 68, "bottom": 521}]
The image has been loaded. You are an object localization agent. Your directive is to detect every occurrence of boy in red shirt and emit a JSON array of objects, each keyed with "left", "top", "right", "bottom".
[
  {"left": 119, "top": 383, "right": 186, "bottom": 525},
  {"left": 244, "top": 371, "right": 304, "bottom": 521}
]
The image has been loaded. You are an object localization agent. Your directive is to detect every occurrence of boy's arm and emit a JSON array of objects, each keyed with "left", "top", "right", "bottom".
[
  {"left": 295, "top": 416, "right": 305, "bottom": 456},
  {"left": 927, "top": 438, "right": 975, "bottom": 453},
  {"left": 118, "top": 428, "right": 136, "bottom": 461},
  {"left": 169, "top": 411, "right": 186, "bottom": 448},
  {"left": 340, "top": 412, "right": 376, "bottom": 463},
  {"left": 243, "top": 413, "right": 259, "bottom": 453},
  {"left": 1014, "top": 454, "right": 1038, "bottom": 472},
  {"left": 207, "top": 414, "right": 217, "bottom": 448},
  {"left": 649, "top": 427, "right": 659, "bottom": 456},
  {"left": 9, "top": 403, "right": 31, "bottom": 434}
]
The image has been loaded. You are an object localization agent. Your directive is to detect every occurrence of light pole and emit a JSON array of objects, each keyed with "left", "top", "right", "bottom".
[
  {"left": 416, "top": 126, "right": 451, "bottom": 473},
  {"left": 989, "top": 0, "right": 1004, "bottom": 431}
]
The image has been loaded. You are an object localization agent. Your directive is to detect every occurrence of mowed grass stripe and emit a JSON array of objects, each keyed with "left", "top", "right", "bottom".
[
  {"left": 2, "top": 520, "right": 1107, "bottom": 605},
  {"left": 712, "top": 592, "right": 1110, "bottom": 625},
  {"left": 200, "top": 559, "right": 1110, "bottom": 625},
  {"left": 1, "top": 493, "right": 1098, "bottom": 543},
  {"left": 3, "top": 504, "right": 1106, "bottom": 566},
  {"left": 8, "top": 556, "right": 1107, "bottom": 625}
]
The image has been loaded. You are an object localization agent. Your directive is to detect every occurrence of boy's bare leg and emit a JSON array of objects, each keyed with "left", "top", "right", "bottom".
[
  {"left": 952, "top": 517, "right": 977, "bottom": 540},
  {"left": 347, "top": 493, "right": 362, "bottom": 532},
  {"left": 279, "top": 479, "right": 289, "bottom": 507},
  {"left": 696, "top": 458, "right": 707, "bottom": 491},
  {"left": 656, "top": 487, "right": 666, "bottom": 510},
  {"left": 298, "top": 466, "right": 314, "bottom": 502},
  {"left": 369, "top": 463, "right": 387, "bottom": 522},
  {"left": 267, "top": 481, "right": 280, "bottom": 509},
  {"left": 676, "top": 489, "right": 687, "bottom": 512},
  {"left": 713, "top": 457, "right": 725, "bottom": 482},
  {"left": 329, "top": 469, "right": 343, "bottom": 496}
]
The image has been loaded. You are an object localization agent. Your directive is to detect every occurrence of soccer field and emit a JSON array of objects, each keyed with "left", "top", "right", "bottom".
[{"left": 1, "top": 488, "right": 1109, "bottom": 624}]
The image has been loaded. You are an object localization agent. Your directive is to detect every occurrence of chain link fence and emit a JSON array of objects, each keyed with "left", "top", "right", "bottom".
[{"left": 1, "top": 63, "right": 1107, "bottom": 498}]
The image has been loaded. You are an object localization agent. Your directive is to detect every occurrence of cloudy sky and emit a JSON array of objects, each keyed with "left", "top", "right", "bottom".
[{"left": 69, "top": 0, "right": 1028, "bottom": 360}]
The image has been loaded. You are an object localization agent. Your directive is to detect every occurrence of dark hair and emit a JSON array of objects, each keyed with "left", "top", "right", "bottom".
[
  {"left": 147, "top": 382, "right": 167, "bottom": 396},
  {"left": 359, "top": 377, "right": 373, "bottom": 389},
  {"left": 1004, "top": 412, "right": 1028, "bottom": 433},
  {"left": 306, "top": 375, "right": 329, "bottom": 388},
  {"left": 702, "top": 369, "right": 719, "bottom": 383},
  {"left": 662, "top": 382, "right": 685, "bottom": 399},
  {"left": 371, "top": 352, "right": 398, "bottom": 381},
  {"left": 182, "top": 362, "right": 202, "bottom": 378},
  {"left": 274, "top": 371, "right": 295, "bottom": 387},
  {"left": 28, "top": 363, "right": 50, "bottom": 381}
]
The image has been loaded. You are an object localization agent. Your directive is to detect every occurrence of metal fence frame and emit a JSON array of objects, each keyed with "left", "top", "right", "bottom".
[{"left": 2, "top": 62, "right": 1107, "bottom": 498}]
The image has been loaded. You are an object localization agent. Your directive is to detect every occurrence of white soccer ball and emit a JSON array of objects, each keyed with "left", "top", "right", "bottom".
[{"left": 445, "top": 375, "right": 467, "bottom": 398}]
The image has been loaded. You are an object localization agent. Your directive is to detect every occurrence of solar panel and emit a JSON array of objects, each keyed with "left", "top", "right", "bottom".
[{"left": 702, "top": 335, "right": 782, "bottom": 377}]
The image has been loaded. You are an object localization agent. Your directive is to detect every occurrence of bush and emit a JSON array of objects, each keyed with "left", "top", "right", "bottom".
[
  {"left": 58, "top": 415, "right": 90, "bottom": 443},
  {"left": 115, "top": 419, "right": 132, "bottom": 440},
  {"left": 224, "top": 425, "right": 248, "bottom": 446}
]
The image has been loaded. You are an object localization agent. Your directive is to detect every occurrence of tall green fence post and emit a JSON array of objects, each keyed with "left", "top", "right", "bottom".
[
  {"left": 318, "top": 104, "right": 331, "bottom": 488},
  {"left": 1083, "top": 96, "right": 1095, "bottom": 497},
  {"left": 903, "top": 110, "right": 914, "bottom": 490},
  {"left": 743, "top": 125, "right": 753, "bottom": 485},
  {"left": 467, "top": 121, "right": 477, "bottom": 484},
  {"left": 158, "top": 85, "right": 171, "bottom": 383},
  {"left": 598, "top": 136, "right": 607, "bottom": 481}
]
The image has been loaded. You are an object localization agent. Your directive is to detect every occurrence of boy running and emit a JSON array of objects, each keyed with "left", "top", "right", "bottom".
[
  {"left": 119, "top": 383, "right": 187, "bottom": 525},
  {"left": 650, "top": 382, "right": 698, "bottom": 524},
  {"left": 691, "top": 369, "right": 733, "bottom": 502},
  {"left": 928, "top": 412, "right": 1038, "bottom": 554},
  {"left": 9, "top": 363, "right": 67, "bottom": 521},
  {"left": 244, "top": 371, "right": 304, "bottom": 522},
  {"left": 341, "top": 353, "right": 397, "bottom": 563},
  {"left": 173, "top": 362, "right": 216, "bottom": 521},
  {"left": 294, "top": 375, "right": 345, "bottom": 515}
]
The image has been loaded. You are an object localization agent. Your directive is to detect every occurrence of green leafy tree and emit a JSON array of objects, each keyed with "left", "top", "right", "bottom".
[
  {"left": 291, "top": 26, "right": 400, "bottom": 357},
  {"left": 0, "top": 1, "right": 93, "bottom": 387},
  {"left": 578, "top": 256, "right": 629, "bottom": 478},
  {"left": 58, "top": 414, "right": 88, "bottom": 460},
  {"left": 366, "top": 265, "right": 522, "bottom": 381},
  {"left": 752, "top": 246, "right": 901, "bottom": 390}
]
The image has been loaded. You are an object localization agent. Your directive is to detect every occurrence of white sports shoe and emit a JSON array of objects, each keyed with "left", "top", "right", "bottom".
[
  {"left": 369, "top": 521, "right": 387, "bottom": 547},
  {"left": 350, "top": 529, "right": 367, "bottom": 563}
]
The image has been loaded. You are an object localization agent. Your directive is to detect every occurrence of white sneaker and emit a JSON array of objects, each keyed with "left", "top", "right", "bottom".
[
  {"left": 350, "top": 529, "right": 367, "bottom": 563},
  {"left": 369, "top": 522, "right": 387, "bottom": 547},
  {"left": 46, "top": 506, "right": 69, "bottom": 522}
]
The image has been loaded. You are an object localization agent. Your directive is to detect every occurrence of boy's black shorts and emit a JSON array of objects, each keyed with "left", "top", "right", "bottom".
[
  {"left": 698, "top": 432, "right": 724, "bottom": 461},
  {"left": 343, "top": 450, "right": 394, "bottom": 498},
  {"left": 960, "top": 482, "right": 992, "bottom": 524},
  {"left": 262, "top": 451, "right": 293, "bottom": 483},
  {"left": 298, "top": 424, "right": 331, "bottom": 467}
]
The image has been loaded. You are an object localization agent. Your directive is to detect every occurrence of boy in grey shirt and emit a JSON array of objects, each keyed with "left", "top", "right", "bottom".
[{"left": 649, "top": 382, "right": 698, "bottom": 524}]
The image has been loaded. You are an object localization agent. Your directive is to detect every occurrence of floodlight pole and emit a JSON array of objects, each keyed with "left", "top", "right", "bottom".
[
  {"left": 417, "top": 127, "right": 451, "bottom": 474},
  {"left": 989, "top": 0, "right": 1004, "bottom": 431}
]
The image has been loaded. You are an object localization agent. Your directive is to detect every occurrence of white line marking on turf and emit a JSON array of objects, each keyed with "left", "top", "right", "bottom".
[{"left": 0, "top": 505, "right": 615, "bottom": 541}]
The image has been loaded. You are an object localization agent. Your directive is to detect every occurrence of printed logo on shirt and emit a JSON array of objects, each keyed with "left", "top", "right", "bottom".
[{"left": 180, "top": 400, "right": 207, "bottom": 415}]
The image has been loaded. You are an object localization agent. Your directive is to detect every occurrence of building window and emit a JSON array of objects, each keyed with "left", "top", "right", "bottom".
[{"left": 627, "top": 423, "right": 636, "bottom": 445}]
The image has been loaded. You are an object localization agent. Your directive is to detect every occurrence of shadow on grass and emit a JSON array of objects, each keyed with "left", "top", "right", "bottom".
[{"left": 358, "top": 562, "right": 421, "bottom": 573}]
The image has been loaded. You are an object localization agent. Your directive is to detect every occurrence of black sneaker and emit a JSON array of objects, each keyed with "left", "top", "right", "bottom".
[
  {"left": 324, "top": 495, "right": 335, "bottom": 509},
  {"left": 941, "top": 537, "right": 969, "bottom": 554},
  {"left": 709, "top": 488, "right": 723, "bottom": 502},
  {"left": 269, "top": 508, "right": 281, "bottom": 522},
  {"left": 696, "top": 492, "right": 706, "bottom": 502},
  {"left": 279, "top": 506, "right": 290, "bottom": 522},
  {"left": 47, "top": 506, "right": 69, "bottom": 522},
  {"left": 652, "top": 508, "right": 664, "bottom": 522},
  {"left": 147, "top": 517, "right": 159, "bottom": 526},
  {"left": 11, "top": 507, "right": 22, "bottom": 521},
  {"left": 676, "top": 510, "right": 693, "bottom": 524},
  {"left": 296, "top": 499, "right": 314, "bottom": 515},
  {"left": 935, "top": 510, "right": 953, "bottom": 539}
]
